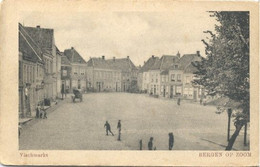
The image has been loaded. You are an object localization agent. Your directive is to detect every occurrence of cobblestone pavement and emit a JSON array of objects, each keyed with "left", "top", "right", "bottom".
[{"left": 19, "top": 93, "right": 249, "bottom": 150}]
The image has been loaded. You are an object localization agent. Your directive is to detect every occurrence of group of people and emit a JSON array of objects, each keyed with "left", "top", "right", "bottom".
[
  {"left": 104, "top": 121, "right": 175, "bottom": 150},
  {"left": 36, "top": 104, "right": 47, "bottom": 119},
  {"left": 145, "top": 132, "right": 175, "bottom": 150},
  {"left": 104, "top": 120, "right": 121, "bottom": 141}
]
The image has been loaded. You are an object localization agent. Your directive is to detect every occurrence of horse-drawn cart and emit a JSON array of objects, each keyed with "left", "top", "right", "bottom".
[{"left": 71, "top": 89, "right": 83, "bottom": 102}]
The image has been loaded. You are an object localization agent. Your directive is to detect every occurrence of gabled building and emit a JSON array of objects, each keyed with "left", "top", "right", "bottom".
[
  {"left": 19, "top": 23, "right": 45, "bottom": 118},
  {"left": 61, "top": 53, "right": 72, "bottom": 94},
  {"left": 23, "top": 25, "right": 61, "bottom": 100},
  {"left": 138, "top": 55, "right": 159, "bottom": 93},
  {"left": 159, "top": 54, "right": 180, "bottom": 98},
  {"left": 86, "top": 56, "right": 138, "bottom": 92},
  {"left": 180, "top": 51, "right": 202, "bottom": 100},
  {"left": 147, "top": 54, "right": 180, "bottom": 96},
  {"left": 64, "top": 47, "right": 88, "bottom": 92}
]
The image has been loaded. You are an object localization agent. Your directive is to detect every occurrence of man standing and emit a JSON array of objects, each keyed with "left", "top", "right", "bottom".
[
  {"left": 168, "top": 132, "right": 174, "bottom": 150},
  {"left": 148, "top": 137, "right": 153, "bottom": 150},
  {"left": 117, "top": 120, "right": 121, "bottom": 141},
  {"left": 177, "top": 97, "right": 181, "bottom": 106},
  {"left": 104, "top": 121, "right": 114, "bottom": 136}
]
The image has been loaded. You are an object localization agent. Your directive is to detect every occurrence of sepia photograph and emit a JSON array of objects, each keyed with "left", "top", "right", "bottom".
[
  {"left": 0, "top": 0, "right": 258, "bottom": 166},
  {"left": 18, "top": 10, "right": 249, "bottom": 151}
]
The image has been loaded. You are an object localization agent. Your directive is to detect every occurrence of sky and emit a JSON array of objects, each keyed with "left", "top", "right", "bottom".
[{"left": 20, "top": 11, "right": 217, "bottom": 66}]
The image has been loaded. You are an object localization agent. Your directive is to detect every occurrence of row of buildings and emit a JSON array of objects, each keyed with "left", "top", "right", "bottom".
[
  {"left": 19, "top": 23, "right": 202, "bottom": 118},
  {"left": 138, "top": 51, "right": 203, "bottom": 100},
  {"left": 60, "top": 48, "right": 139, "bottom": 93},
  {"left": 19, "top": 23, "right": 138, "bottom": 118}
]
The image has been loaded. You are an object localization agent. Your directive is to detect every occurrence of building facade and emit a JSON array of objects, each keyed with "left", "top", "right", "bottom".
[
  {"left": 19, "top": 23, "right": 45, "bottom": 118},
  {"left": 61, "top": 54, "right": 72, "bottom": 94},
  {"left": 23, "top": 25, "right": 61, "bottom": 100},
  {"left": 64, "top": 47, "right": 88, "bottom": 92},
  {"left": 86, "top": 56, "right": 137, "bottom": 92},
  {"left": 139, "top": 51, "right": 202, "bottom": 100}
]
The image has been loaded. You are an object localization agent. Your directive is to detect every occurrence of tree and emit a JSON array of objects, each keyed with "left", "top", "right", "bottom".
[{"left": 193, "top": 12, "right": 249, "bottom": 150}]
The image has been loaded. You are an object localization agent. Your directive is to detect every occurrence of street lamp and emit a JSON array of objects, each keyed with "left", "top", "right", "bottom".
[{"left": 227, "top": 108, "right": 232, "bottom": 141}]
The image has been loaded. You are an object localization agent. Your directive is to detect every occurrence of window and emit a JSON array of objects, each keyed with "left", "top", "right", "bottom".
[
  {"left": 27, "top": 66, "right": 29, "bottom": 83},
  {"left": 80, "top": 68, "right": 85, "bottom": 75},
  {"left": 171, "top": 74, "right": 175, "bottom": 81},
  {"left": 162, "top": 76, "right": 165, "bottom": 82},
  {"left": 177, "top": 74, "right": 181, "bottom": 82},
  {"left": 23, "top": 65, "right": 26, "bottom": 82},
  {"left": 175, "top": 65, "right": 178, "bottom": 69},
  {"left": 176, "top": 86, "right": 182, "bottom": 95}
]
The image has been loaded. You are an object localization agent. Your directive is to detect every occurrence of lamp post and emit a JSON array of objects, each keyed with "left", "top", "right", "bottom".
[{"left": 227, "top": 108, "right": 232, "bottom": 141}]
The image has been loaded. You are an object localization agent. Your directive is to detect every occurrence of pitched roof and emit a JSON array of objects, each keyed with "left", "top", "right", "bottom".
[
  {"left": 160, "top": 55, "right": 180, "bottom": 71},
  {"left": 150, "top": 57, "right": 162, "bottom": 70},
  {"left": 19, "top": 23, "right": 43, "bottom": 63},
  {"left": 150, "top": 55, "right": 180, "bottom": 71},
  {"left": 139, "top": 56, "right": 159, "bottom": 72},
  {"left": 179, "top": 54, "right": 201, "bottom": 70},
  {"left": 64, "top": 48, "right": 87, "bottom": 64},
  {"left": 23, "top": 25, "right": 54, "bottom": 52},
  {"left": 87, "top": 57, "right": 137, "bottom": 72},
  {"left": 61, "top": 55, "right": 71, "bottom": 66}
]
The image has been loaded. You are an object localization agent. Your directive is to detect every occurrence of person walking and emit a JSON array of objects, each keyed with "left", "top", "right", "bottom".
[
  {"left": 117, "top": 120, "right": 121, "bottom": 141},
  {"left": 177, "top": 97, "right": 181, "bottom": 106},
  {"left": 36, "top": 104, "right": 41, "bottom": 118},
  {"left": 168, "top": 132, "right": 174, "bottom": 150},
  {"left": 148, "top": 137, "right": 153, "bottom": 150},
  {"left": 104, "top": 121, "right": 114, "bottom": 136}
]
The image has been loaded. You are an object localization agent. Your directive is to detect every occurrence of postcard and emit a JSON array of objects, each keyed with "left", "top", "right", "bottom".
[{"left": 0, "top": 0, "right": 259, "bottom": 166}]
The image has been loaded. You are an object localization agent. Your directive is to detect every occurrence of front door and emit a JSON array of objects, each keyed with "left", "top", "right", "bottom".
[{"left": 163, "top": 86, "right": 166, "bottom": 97}]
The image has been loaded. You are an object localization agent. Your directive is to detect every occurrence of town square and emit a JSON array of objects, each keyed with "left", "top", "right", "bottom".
[
  {"left": 19, "top": 93, "right": 248, "bottom": 150},
  {"left": 18, "top": 11, "right": 250, "bottom": 151}
]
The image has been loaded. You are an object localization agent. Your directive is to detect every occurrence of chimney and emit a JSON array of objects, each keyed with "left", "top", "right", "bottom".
[
  {"left": 36, "top": 25, "right": 40, "bottom": 28},
  {"left": 152, "top": 55, "right": 154, "bottom": 58},
  {"left": 177, "top": 51, "right": 180, "bottom": 58},
  {"left": 127, "top": 56, "right": 129, "bottom": 59},
  {"left": 113, "top": 57, "right": 115, "bottom": 62},
  {"left": 71, "top": 47, "right": 74, "bottom": 50},
  {"left": 197, "top": 51, "right": 200, "bottom": 56},
  {"left": 102, "top": 55, "right": 105, "bottom": 60}
]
